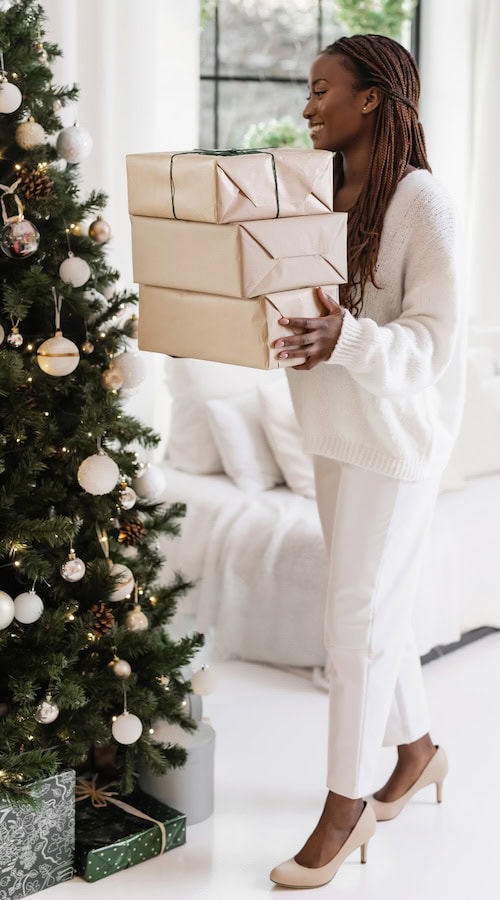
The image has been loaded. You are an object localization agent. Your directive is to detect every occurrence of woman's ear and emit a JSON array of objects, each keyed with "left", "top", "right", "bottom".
[{"left": 361, "top": 88, "right": 382, "bottom": 114}]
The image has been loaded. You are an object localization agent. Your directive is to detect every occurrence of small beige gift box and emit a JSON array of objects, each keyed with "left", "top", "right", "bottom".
[
  {"left": 137, "top": 284, "right": 340, "bottom": 370},
  {"left": 130, "top": 213, "right": 347, "bottom": 299},
  {"left": 126, "top": 148, "right": 334, "bottom": 224}
]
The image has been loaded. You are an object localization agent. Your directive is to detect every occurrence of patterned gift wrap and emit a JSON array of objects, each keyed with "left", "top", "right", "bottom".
[
  {"left": 74, "top": 782, "right": 186, "bottom": 882},
  {"left": 0, "top": 770, "right": 75, "bottom": 900}
]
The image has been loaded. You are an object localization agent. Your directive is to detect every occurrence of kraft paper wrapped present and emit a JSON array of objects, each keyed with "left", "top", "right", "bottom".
[
  {"left": 126, "top": 147, "right": 334, "bottom": 223},
  {"left": 137, "top": 283, "right": 340, "bottom": 369},
  {"left": 130, "top": 212, "right": 347, "bottom": 299}
]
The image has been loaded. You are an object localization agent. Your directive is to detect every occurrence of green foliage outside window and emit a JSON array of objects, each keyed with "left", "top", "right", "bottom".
[
  {"left": 330, "top": 0, "right": 417, "bottom": 40},
  {"left": 242, "top": 116, "right": 311, "bottom": 150}
]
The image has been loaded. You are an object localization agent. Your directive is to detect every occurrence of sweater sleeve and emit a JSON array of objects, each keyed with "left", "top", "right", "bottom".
[{"left": 324, "top": 184, "right": 463, "bottom": 399}]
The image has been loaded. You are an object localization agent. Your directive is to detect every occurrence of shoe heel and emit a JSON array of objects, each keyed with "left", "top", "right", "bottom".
[
  {"left": 436, "top": 780, "right": 443, "bottom": 803},
  {"left": 360, "top": 841, "right": 369, "bottom": 864}
]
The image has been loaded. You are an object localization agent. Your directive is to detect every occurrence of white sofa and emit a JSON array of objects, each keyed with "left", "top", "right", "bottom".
[{"left": 157, "top": 332, "right": 500, "bottom": 669}]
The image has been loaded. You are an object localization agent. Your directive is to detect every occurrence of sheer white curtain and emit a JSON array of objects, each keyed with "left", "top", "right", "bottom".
[
  {"left": 420, "top": 0, "right": 500, "bottom": 326},
  {"left": 42, "top": 0, "right": 200, "bottom": 454}
]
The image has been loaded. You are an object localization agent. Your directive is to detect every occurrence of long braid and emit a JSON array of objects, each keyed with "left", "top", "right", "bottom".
[{"left": 325, "top": 34, "right": 431, "bottom": 317}]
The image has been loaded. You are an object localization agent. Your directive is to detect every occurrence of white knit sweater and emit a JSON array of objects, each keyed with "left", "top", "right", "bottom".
[{"left": 286, "top": 170, "right": 467, "bottom": 482}]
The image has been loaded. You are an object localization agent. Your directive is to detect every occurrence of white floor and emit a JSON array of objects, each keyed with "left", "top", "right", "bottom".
[{"left": 41, "top": 632, "right": 500, "bottom": 900}]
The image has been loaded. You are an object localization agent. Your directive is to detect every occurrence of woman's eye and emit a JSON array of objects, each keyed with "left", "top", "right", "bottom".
[{"left": 314, "top": 91, "right": 326, "bottom": 97}]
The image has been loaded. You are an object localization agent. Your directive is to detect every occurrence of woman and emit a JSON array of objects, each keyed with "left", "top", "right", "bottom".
[{"left": 269, "top": 34, "right": 465, "bottom": 889}]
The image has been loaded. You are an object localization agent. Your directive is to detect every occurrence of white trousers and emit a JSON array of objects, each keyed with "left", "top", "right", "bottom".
[{"left": 313, "top": 455, "right": 442, "bottom": 799}]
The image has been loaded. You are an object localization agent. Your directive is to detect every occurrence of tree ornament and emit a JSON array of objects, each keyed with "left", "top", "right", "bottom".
[
  {"left": 0, "top": 701, "right": 10, "bottom": 717},
  {"left": 78, "top": 450, "right": 120, "bottom": 495},
  {"left": 88, "top": 216, "right": 111, "bottom": 244},
  {"left": 19, "top": 164, "right": 53, "bottom": 203},
  {"left": 15, "top": 117, "right": 46, "bottom": 150},
  {"left": 118, "top": 518, "right": 145, "bottom": 547},
  {"left": 0, "top": 323, "right": 4, "bottom": 345},
  {"left": 90, "top": 602, "right": 115, "bottom": 636},
  {"left": 109, "top": 658, "right": 132, "bottom": 679},
  {"left": 126, "top": 604, "right": 148, "bottom": 632},
  {"left": 60, "top": 548, "right": 86, "bottom": 582},
  {"left": 81, "top": 338, "right": 94, "bottom": 355},
  {"left": 35, "top": 696, "right": 60, "bottom": 724},
  {"left": 0, "top": 71, "right": 22, "bottom": 114},
  {"left": 56, "top": 124, "right": 93, "bottom": 163},
  {"left": 126, "top": 314, "right": 139, "bottom": 340},
  {"left": 109, "top": 562, "right": 135, "bottom": 601},
  {"left": 112, "top": 710, "right": 143, "bottom": 744},
  {"left": 6, "top": 322, "right": 23, "bottom": 347},
  {"left": 101, "top": 367, "right": 124, "bottom": 392},
  {"left": 119, "top": 482, "right": 137, "bottom": 510},
  {"left": 133, "top": 463, "right": 167, "bottom": 500},
  {"left": 110, "top": 352, "right": 146, "bottom": 391},
  {"left": 59, "top": 251, "right": 90, "bottom": 287},
  {"left": 37, "top": 289, "right": 80, "bottom": 376},
  {"left": 191, "top": 665, "right": 218, "bottom": 696},
  {"left": 0, "top": 189, "right": 39, "bottom": 259},
  {"left": 13, "top": 590, "right": 44, "bottom": 624},
  {"left": 34, "top": 41, "right": 48, "bottom": 63},
  {"left": 0, "top": 590, "right": 15, "bottom": 630}
]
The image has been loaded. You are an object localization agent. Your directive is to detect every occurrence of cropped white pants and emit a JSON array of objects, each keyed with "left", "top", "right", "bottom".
[{"left": 313, "top": 455, "right": 442, "bottom": 799}]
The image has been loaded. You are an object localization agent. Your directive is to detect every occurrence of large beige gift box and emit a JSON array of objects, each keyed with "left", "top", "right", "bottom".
[
  {"left": 126, "top": 148, "right": 334, "bottom": 224},
  {"left": 130, "top": 213, "right": 347, "bottom": 299},
  {"left": 138, "top": 283, "right": 340, "bottom": 370}
]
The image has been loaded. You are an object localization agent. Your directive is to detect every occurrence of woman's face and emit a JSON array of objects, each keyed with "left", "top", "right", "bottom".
[{"left": 303, "top": 52, "right": 372, "bottom": 153}]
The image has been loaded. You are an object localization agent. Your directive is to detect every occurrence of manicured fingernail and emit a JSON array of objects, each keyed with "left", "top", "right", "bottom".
[
  {"left": 276, "top": 340, "right": 284, "bottom": 347},
  {"left": 278, "top": 352, "right": 288, "bottom": 359},
  {"left": 279, "top": 318, "right": 289, "bottom": 325}
]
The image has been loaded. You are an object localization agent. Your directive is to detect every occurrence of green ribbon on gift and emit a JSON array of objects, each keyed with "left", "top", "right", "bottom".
[
  {"left": 169, "top": 148, "right": 280, "bottom": 220},
  {"left": 75, "top": 775, "right": 167, "bottom": 854}
]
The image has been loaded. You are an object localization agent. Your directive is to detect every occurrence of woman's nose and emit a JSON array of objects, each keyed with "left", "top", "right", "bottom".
[{"left": 303, "top": 96, "right": 314, "bottom": 120}]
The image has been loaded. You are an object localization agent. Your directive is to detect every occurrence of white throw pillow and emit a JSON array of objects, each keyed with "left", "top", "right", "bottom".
[
  {"left": 205, "top": 391, "right": 283, "bottom": 493},
  {"left": 258, "top": 378, "right": 316, "bottom": 499},
  {"left": 447, "top": 359, "right": 500, "bottom": 478},
  {"left": 166, "top": 358, "right": 284, "bottom": 474}
]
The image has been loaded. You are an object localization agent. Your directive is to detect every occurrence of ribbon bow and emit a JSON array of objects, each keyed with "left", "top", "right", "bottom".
[{"left": 76, "top": 775, "right": 167, "bottom": 854}]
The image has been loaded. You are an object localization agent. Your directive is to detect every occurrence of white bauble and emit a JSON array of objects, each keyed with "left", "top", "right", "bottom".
[
  {"left": 56, "top": 125, "right": 93, "bottom": 163},
  {"left": 109, "top": 563, "right": 135, "bottom": 602},
  {"left": 111, "top": 352, "right": 146, "bottom": 391},
  {"left": 60, "top": 552, "right": 86, "bottom": 582},
  {"left": 111, "top": 659, "right": 132, "bottom": 679},
  {"left": 37, "top": 331, "right": 80, "bottom": 376},
  {"left": 191, "top": 665, "right": 218, "bottom": 696},
  {"left": 16, "top": 119, "right": 45, "bottom": 150},
  {"left": 0, "top": 79, "right": 22, "bottom": 114},
  {"left": 102, "top": 368, "right": 124, "bottom": 392},
  {"left": 0, "top": 324, "right": 4, "bottom": 345},
  {"left": 120, "top": 485, "right": 137, "bottom": 510},
  {"left": 0, "top": 591, "right": 15, "bottom": 630},
  {"left": 14, "top": 590, "right": 44, "bottom": 624},
  {"left": 49, "top": 157, "right": 67, "bottom": 174},
  {"left": 133, "top": 464, "right": 166, "bottom": 501},
  {"left": 77, "top": 452, "right": 119, "bottom": 495},
  {"left": 125, "top": 604, "right": 148, "bottom": 632},
  {"left": 112, "top": 711, "right": 143, "bottom": 745},
  {"left": 35, "top": 699, "right": 59, "bottom": 724},
  {"left": 59, "top": 254, "right": 90, "bottom": 287}
]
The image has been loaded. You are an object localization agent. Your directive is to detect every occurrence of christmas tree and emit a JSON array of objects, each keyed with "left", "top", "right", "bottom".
[{"left": 0, "top": 0, "right": 203, "bottom": 804}]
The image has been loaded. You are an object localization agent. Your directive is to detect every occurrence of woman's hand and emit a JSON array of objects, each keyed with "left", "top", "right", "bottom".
[{"left": 273, "top": 286, "right": 345, "bottom": 370}]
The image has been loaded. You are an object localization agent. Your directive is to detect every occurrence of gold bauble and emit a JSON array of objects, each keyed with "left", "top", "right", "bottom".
[{"left": 88, "top": 216, "right": 111, "bottom": 244}]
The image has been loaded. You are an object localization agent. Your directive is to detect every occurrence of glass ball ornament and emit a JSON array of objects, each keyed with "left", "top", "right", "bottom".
[
  {"left": 126, "top": 604, "right": 148, "bottom": 632},
  {"left": 37, "top": 330, "right": 80, "bottom": 376},
  {"left": 133, "top": 464, "right": 167, "bottom": 501},
  {"left": 56, "top": 124, "right": 93, "bottom": 163},
  {"left": 112, "top": 710, "right": 143, "bottom": 745},
  {"left": 6, "top": 325, "right": 23, "bottom": 347},
  {"left": 0, "top": 590, "right": 15, "bottom": 630},
  {"left": 109, "top": 562, "right": 135, "bottom": 602},
  {"left": 88, "top": 216, "right": 111, "bottom": 244},
  {"left": 0, "top": 78, "right": 22, "bottom": 114},
  {"left": 16, "top": 118, "right": 46, "bottom": 150},
  {"left": 102, "top": 367, "right": 124, "bottom": 392},
  {"left": 35, "top": 697, "right": 60, "bottom": 724},
  {"left": 191, "top": 665, "right": 218, "bottom": 696},
  {"left": 111, "top": 352, "right": 146, "bottom": 391},
  {"left": 59, "top": 253, "right": 91, "bottom": 287},
  {"left": 110, "top": 658, "right": 132, "bottom": 679},
  {"left": 81, "top": 339, "right": 94, "bottom": 354},
  {"left": 120, "top": 485, "right": 137, "bottom": 510},
  {"left": 1, "top": 219, "right": 40, "bottom": 259},
  {"left": 60, "top": 550, "right": 86, "bottom": 582},
  {"left": 0, "top": 323, "right": 4, "bottom": 345},
  {"left": 77, "top": 451, "right": 120, "bottom": 495},
  {"left": 13, "top": 590, "right": 44, "bottom": 624}
]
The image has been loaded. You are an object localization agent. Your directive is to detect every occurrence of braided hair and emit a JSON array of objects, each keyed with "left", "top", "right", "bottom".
[{"left": 324, "top": 34, "right": 431, "bottom": 316}]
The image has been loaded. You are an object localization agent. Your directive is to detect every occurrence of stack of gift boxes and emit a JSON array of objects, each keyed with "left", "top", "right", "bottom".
[{"left": 126, "top": 147, "right": 348, "bottom": 369}]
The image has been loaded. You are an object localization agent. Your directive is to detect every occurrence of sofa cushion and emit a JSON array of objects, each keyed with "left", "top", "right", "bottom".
[{"left": 258, "top": 378, "right": 316, "bottom": 499}]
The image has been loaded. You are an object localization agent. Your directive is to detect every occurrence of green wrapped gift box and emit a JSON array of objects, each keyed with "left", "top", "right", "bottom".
[
  {"left": 74, "top": 781, "right": 186, "bottom": 882},
  {"left": 0, "top": 770, "right": 75, "bottom": 900}
]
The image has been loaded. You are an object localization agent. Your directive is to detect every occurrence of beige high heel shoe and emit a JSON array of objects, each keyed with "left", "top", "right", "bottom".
[
  {"left": 367, "top": 746, "right": 448, "bottom": 822},
  {"left": 269, "top": 801, "right": 376, "bottom": 889}
]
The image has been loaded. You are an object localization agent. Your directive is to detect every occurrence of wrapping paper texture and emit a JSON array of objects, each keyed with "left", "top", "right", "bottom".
[
  {"left": 74, "top": 789, "right": 186, "bottom": 883},
  {"left": 126, "top": 148, "right": 334, "bottom": 223},
  {"left": 138, "top": 283, "right": 340, "bottom": 369},
  {"left": 130, "top": 212, "right": 347, "bottom": 298}
]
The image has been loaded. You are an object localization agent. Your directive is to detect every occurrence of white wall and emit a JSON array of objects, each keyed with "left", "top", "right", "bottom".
[{"left": 42, "top": 0, "right": 200, "bottom": 453}]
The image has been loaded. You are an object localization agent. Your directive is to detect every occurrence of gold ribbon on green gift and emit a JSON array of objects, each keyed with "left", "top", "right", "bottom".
[{"left": 75, "top": 775, "right": 167, "bottom": 854}]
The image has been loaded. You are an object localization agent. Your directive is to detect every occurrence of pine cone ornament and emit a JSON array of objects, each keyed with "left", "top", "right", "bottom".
[
  {"left": 18, "top": 164, "right": 54, "bottom": 203},
  {"left": 118, "top": 518, "right": 145, "bottom": 547},
  {"left": 89, "top": 602, "right": 115, "bottom": 636}
]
